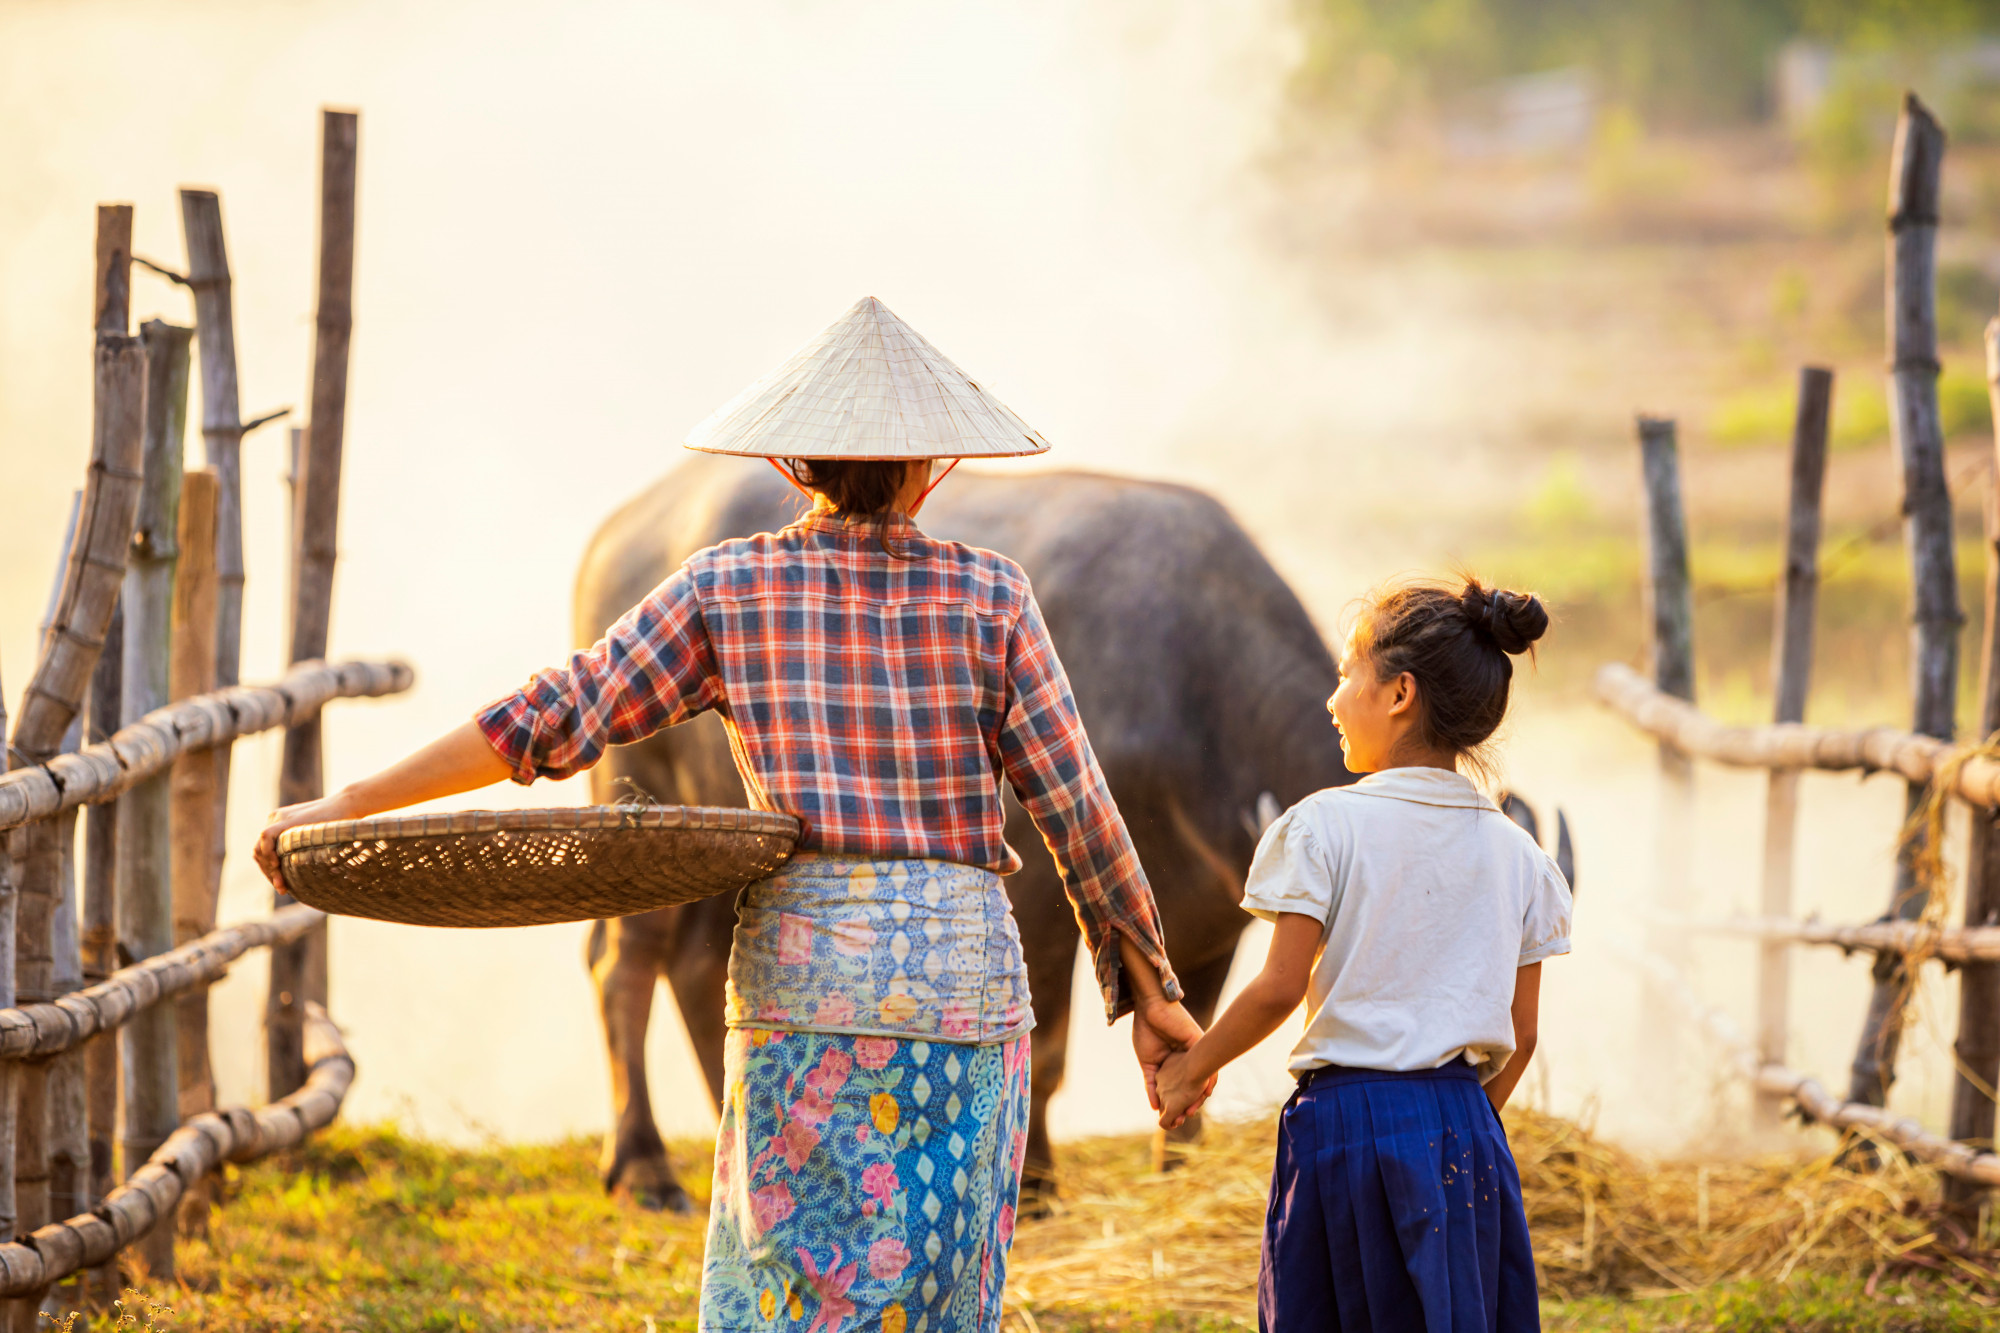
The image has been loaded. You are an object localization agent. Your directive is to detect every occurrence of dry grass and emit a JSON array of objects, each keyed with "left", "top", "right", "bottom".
[
  {"left": 28, "top": 1110, "right": 2000, "bottom": 1330},
  {"left": 1005, "top": 1106, "right": 2000, "bottom": 1326}
]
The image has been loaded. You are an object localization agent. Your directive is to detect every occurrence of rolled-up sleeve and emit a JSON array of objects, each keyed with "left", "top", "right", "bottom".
[
  {"left": 476, "top": 567, "right": 725, "bottom": 784},
  {"left": 994, "top": 591, "right": 1182, "bottom": 1022}
]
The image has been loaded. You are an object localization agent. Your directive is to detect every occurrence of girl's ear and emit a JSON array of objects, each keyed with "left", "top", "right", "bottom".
[{"left": 1388, "top": 671, "right": 1419, "bottom": 717}]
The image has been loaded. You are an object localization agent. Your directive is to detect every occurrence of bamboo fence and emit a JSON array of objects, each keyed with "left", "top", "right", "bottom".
[
  {"left": 1593, "top": 662, "right": 2000, "bottom": 798},
  {"left": 1594, "top": 92, "right": 2000, "bottom": 1202},
  {"left": 0, "top": 1002, "right": 351, "bottom": 1297},
  {"left": 0, "top": 660, "right": 410, "bottom": 837},
  {"left": 1618, "top": 943, "right": 2000, "bottom": 1187},
  {"left": 0, "top": 106, "right": 395, "bottom": 1312},
  {"left": 1673, "top": 915, "right": 2000, "bottom": 964}
]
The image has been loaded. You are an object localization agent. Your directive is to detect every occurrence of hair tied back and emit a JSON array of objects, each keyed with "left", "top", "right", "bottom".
[{"left": 1461, "top": 581, "right": 1549, "bottom": 656}]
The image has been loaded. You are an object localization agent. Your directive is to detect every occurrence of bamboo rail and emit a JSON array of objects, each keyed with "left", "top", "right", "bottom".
[
  {"left": 1593, "top": 662, "right": 2000, "bottom": 800},
  {"left": 1617, "top": 940, "right": 2000, "bottom": 1186},
  {"left": 1680, "top": 915, "right": 2000, "bottom": 964},
  {"left": 0, "top": 906, "right": 324, "bottom": 1064},
  {"left": 0, "top": 659, "right": 412, "bottom": 836},
  {"left": 0, "top": 1003, "right": 351, "bottom": 1297}
]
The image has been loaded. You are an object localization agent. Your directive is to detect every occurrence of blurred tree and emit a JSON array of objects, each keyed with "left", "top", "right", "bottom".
[{"left": 1293, "top": 0, "right": 2000, "bottom": 132}]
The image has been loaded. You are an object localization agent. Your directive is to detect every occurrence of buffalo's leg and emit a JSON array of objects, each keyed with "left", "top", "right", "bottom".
[
  {"left": 1020, "top": 933, "right": 1077, "bottom": 1215},
  {"left": 661, "top": 891, "right": 737, "bottom": 1114},
  {"left": 1153, "top": 948, "right": 1236, "bottom": 1172},
  {"left": 590, "top": 916, "right": 693, "bottom": 1213}
]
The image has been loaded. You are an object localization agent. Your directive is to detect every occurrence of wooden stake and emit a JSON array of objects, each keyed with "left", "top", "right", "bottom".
[
  {"left": 170, "top": 472, "right": 220, "bottom": 1135},
  {"left": 180, "top": 193, "right": 246, "bottom": 1080},
  {"left": 1756, "top": 368, "right": 1833, "bottom": 1134},
  {"left": 44, "top": 527, "right": 89, "bottom": 1259},
  {"left": 1948, "top": 318, "right": 2000, "bottom": 1210},
  {"left": 80, "top": 605, "right": 119, "bottom": 1303},
  {"left": 93, "top": 205, "right": 131, "bottom": 341},
  {"left": 272, "top": 109, "right": 357, "bottom": 1099},
  {"left": 116, "top": 320, "right": 192, "bottom": 1282},
  {"left": 13, "top": 512, "right": 83, "bottom": 1333},
  {"left": 5, "top": 333, "right": 146, "bottom": 1333},
  {"left": 1850, "top": 93, "right": 1960, "bottom": 1112},
  {"left": 1637, "top": 413, "right": 1696, "bottom": 1107}
]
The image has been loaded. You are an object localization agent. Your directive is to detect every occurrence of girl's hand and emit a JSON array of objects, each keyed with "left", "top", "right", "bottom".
[
  {"left": 253, "top": 792, "right": 361, "bottom": 891},
  {"left": 1155, "top": 1049, "right": 1214, "bottom": 1130},
  {"left": 1131, "top": 996, "right": 1202, "bottom": 1111}
]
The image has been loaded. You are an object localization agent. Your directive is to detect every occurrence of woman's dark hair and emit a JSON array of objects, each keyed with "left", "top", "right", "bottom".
[
  {"left": 784, "top": 458, "right": 920, "bottom": 559},
  {"left": 1351, "top": 576, "right": 1549, "bottom": 769}
]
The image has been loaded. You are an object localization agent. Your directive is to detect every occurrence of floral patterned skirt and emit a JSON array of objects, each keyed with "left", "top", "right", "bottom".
[{"left": 699, "top": 1027, "right": 1032, "bottom": 1333}]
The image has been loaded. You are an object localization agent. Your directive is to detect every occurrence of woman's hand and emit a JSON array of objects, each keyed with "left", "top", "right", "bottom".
[
  {"left": 254, "top": 792, "right": 363, "bottom": 891},
  {"left": 250, "top": 722, "right": 518, "bottom": 892},
  {"left": 1155, "top": 1048, "right": 1211, "bottom": 1130},
  {"left": 1132, "top": 997, "right": 1212, "bottom": 1112}
]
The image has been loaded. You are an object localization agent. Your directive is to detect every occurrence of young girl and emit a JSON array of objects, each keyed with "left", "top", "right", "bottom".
[{"left": 1155, "top": 578, "right": 1570, "bottom": 1332}]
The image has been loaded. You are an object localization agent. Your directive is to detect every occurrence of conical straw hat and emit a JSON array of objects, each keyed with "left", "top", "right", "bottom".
[{"left": 685, "top": 297, "right": 1051, "bottom": 459}]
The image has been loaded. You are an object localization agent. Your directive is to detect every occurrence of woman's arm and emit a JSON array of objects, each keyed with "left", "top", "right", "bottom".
[
  {"left": 1119, "top": 934, "right": 1208, "bottom": 1110},
  {"left": 253, "top": 721, "right": 514, "bottom": 887},
  {"left": 1482, "top": 962, "right": 1542, "bottom": 1113},
  {"left": 1155, "top": 912, "right": 1320, "bottom": 1127},
  {"left": 995, "top": 593, "right": 1183, "bottom": 1022}
]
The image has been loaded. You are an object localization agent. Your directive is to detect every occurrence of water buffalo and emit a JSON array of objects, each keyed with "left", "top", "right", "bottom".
[{"left": 571, "top": 454, "right": 1535, "bottom": 1212}]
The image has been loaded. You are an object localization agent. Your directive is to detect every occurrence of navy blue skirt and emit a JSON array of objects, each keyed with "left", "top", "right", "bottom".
[{"left": 1259, "top": 1062, "right": 1539, "bottom": 1333}]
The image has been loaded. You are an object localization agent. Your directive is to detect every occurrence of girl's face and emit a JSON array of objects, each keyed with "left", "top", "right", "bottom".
[{"left": 1327, "top": 628, "right": 1415, "bottom": 773}]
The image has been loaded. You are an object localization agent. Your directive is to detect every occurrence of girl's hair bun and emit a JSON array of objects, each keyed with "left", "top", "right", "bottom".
[{"left": 1459, "top": 583, "right": 1548, "bottom": 656}]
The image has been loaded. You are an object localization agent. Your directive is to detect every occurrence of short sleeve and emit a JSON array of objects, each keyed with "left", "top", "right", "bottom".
[
  {"left": 1240, "top": 803, "right": 1339, "bottom": 926},
  {"left": 1519, "top": 855, "right": 1573, "bottom": 966}
]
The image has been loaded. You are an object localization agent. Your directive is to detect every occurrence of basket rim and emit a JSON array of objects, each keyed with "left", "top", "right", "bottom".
[{"left": 277, "top": 804, "right": 801, "bottom": 856}]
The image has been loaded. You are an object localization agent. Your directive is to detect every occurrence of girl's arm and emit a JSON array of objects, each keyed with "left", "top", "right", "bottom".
[
  {"left": 252, "top": 721, "right": 513, "bottom": 887},
  {"left": 1155, "top": 912, "right": 1321, "bottom": 1128},
  {"left": 1482, "top": 962, "right": 1542, "bottom": 1112}
]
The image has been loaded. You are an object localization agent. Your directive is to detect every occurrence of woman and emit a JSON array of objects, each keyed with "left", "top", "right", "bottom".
[{"left": 255, "top": 298, "right": 1202, "bottom": 1333}]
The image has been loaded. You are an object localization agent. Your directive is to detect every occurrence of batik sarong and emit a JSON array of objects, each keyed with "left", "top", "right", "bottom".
[
  {"left": 700, "top": 855, "right": 1036, "bottom": 1333},
  {"left": 699, "top": 1029, "right": 1032, "bottom": 1333}
]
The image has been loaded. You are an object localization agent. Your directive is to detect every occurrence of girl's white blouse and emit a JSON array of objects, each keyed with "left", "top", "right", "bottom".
[{"left": 1242, "top": 767, "right": 1572, "bottom": 1082}]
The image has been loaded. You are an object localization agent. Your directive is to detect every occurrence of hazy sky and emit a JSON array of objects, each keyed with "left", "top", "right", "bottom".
[
  {"left": 0, "top": 0, "right": 1338, "bottom": 1142},
  {"left": 1, "top": 0, "right": 1972, "bottom": 1157}
]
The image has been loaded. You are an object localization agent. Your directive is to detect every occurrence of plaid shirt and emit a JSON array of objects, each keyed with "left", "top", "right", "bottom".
[{"left": 477, "top": 509, "right": 1181, "bottom": 1019}]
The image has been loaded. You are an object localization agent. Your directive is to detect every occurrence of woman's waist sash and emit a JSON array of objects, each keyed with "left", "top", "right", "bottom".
[{"left": 725, "top": 854, "right": 1034, "bottom": 1046}]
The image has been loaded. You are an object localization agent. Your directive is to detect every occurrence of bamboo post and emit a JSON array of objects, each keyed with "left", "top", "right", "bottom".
[
  {"left": 271, "top": 109, "right": 357, "bottom": 1100},
  {"left": 1849, "top": 94, "right": 1960, "bottom": 1111},
  {"left": 7, "top": 212, "right": 144, "bottom": 1325},
  {"left": 84, "top": 213, "right": 134, "bottom": 1243},
  {"left": 1756, "top": 368, "right": 1833, "bottom": 1134},
  {"left": 1947, "top": 318, "right": 2000, "bottom": 1211},
  {"left": 42, "top": 505, "right": 90, "bottom": 1248},
  {"left": 170, "top": 472, "right": 220, "bottom": 1127},
  {"left": 81, "top": 601, "right": 120, "bottom": 1295},
  {"left": 180, "top": 192, "right": 246, "bottom": 1069},
  {"left": 1638, "top": 414, "right": 1695, "bottom": 1094},
  {"left": 117, "top": 320, "right": 191, "bottom": 1281}
]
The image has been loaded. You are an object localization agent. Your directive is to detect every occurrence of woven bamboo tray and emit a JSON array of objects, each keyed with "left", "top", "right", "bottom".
[{"left": 277, "top": 806, "right": 801, "bottom": 928}]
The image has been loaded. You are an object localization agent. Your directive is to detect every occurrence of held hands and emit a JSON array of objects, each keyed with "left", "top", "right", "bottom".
[
  {"left": 1131, "top": 996, "right": 1216, "bottom": 1124},
  {"left": 1154, "top": 1048, "right": 1211, "bottom": 1130},
  {"left": 253, "top": 792, "right": 361, "bottom": 891}
]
